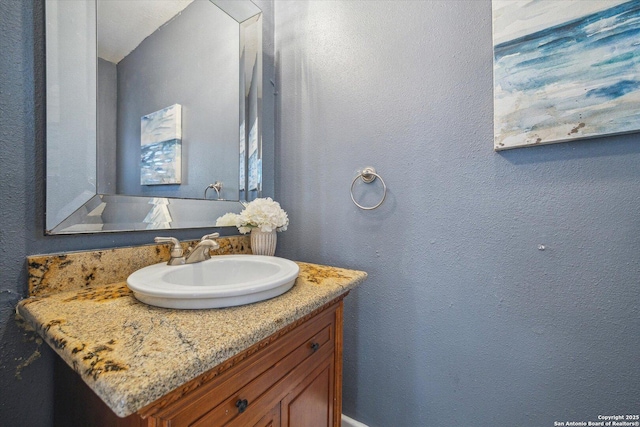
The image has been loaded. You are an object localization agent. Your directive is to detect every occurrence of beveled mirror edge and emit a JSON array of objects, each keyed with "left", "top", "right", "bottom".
[
  {"left": 46, "top": 194, "right": 245, "bottom": 235},
  {"left": 45, "top": 0, "right": 269, "bottom": 235}
]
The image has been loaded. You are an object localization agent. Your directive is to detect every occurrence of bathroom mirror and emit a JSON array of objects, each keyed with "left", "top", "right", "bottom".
[{"left": 45, "top": 0, "right": 263, "bottom": 234}]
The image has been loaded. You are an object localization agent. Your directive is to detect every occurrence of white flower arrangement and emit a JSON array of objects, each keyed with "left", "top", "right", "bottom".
[{"left": 216, "top": 198, "right": 289, "bottom": 234}]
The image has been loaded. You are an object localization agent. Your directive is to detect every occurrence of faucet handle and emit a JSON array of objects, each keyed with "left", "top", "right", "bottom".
[
  {"left": 154, "top": 237, "right": 183, "bottom": 257},
  {"left": 201, "top": 232, "right": 220, "bottom": 241},
  {"left": 199, "top": 239, "right": 220, "bottom": 249}
]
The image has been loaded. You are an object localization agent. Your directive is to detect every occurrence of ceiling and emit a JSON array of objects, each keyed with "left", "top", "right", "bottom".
[{"left": 97, "top": 0, "right": 195, "bottom": 63}]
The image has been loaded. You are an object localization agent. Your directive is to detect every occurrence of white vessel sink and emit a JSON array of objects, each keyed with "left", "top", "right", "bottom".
[{"left": 127, "top": 255, "right": 300, "bottom": 309}]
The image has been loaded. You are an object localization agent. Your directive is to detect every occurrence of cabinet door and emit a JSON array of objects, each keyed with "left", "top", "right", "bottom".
[
  {"left": 280, "top": 356, "right": 334, "bottom": 427},
  {"left": 252, "top": 403, "right": 281, "bottom": 427}
]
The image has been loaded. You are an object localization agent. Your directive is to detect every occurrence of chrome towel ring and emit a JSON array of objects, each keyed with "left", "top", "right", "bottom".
[
  {"left": 204, "top": 181, "right": 223, "bottom": 199},
  {"left": 350, "top": 167, "right": 387, "bottom": 210}
]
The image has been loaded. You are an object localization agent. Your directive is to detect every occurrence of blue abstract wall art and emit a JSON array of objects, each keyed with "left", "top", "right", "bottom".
[
  {"left": 140, "top": 104, "right": 182, "bottom": 185},
  {"left": 492, "top": 0, "right": 640, "bottom": 150}
]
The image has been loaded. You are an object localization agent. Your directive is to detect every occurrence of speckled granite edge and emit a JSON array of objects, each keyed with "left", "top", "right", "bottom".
[
  {"left": 27, "top": 235, "right": 251, "bottom": 297},
  {"left": 16, "top": 262, "right": 367, "bottom": 417}
]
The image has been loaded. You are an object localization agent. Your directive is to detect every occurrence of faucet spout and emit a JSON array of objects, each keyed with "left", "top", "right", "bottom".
[{"left": 185, "top": 239, "right": 220, "bottom": 264}]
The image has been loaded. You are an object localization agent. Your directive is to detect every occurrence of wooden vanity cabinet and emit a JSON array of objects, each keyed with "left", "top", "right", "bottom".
[{"left": 55, "top": 298, "right": 346, "bottom": 427}]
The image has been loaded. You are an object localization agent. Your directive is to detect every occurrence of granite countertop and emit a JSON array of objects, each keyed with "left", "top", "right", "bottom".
[{"left": 16, "top": 260, "right": 366, "bottom": 418}]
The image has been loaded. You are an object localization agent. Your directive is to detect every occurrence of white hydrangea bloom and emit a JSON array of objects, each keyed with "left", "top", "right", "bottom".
[
  {"left": 215, "top": 212, "right": 239, "bottom": 227},
  {"left": 215, "top": 198, "right": 289, "bottom": 234}
]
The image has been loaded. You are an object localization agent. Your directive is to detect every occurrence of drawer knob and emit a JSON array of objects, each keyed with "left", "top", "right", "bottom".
[
  {"left": 236, "top": 399, "right": 248, "bottom": 413},
  {"left": 310, "top": 342, "right": 320, "bottom": 352}
]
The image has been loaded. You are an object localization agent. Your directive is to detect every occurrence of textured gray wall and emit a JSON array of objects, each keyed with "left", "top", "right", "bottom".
[
  {"left": 116, "top": 0, "right": 239, "bottom": 199},
  {"left": 0, "top": 0, "right": 273, "bottom": 425},
  {"left": 274, "top": 1, "right": 640, "bottom": 426}
]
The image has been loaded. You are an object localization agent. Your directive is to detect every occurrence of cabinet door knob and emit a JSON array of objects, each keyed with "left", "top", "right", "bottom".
[
  {"left": 235, "top": 398, "right": 248, "bottom": 413},
  {"left": 310, "top": 342, "right": 320, "bottom": 352}
]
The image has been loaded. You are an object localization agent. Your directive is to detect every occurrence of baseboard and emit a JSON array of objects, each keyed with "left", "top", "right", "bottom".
[{"left": 342, "top": 414, "right": 369, "bottom": 427}]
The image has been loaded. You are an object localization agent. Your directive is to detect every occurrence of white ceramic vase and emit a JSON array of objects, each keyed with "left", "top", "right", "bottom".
[{"left": 250, "top": 229, "right": 277, "bottom": 256}]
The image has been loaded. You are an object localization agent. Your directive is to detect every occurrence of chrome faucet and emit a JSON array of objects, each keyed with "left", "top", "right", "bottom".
[
  {"left": 185, "top": 233, "right": 220, "bottom": 264},
  {"left": 155, "top": 233, "right": 220, "bottom": 265}
]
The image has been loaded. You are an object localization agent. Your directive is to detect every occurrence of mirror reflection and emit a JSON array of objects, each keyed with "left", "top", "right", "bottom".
[
  {"left": 45, "top": 0, "right": 263, "bottom": 234},
  {"left": 98, "top": 0, "right": 239, "bottom": 200}
]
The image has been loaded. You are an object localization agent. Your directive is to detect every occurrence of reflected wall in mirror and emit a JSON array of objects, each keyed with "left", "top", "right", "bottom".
[{"left": 45, "top": 0, "right": 263, "bottom": 234}]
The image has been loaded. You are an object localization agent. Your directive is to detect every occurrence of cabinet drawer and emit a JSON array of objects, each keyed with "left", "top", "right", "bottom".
[
  {"left": 153, "top": 305, "right": 337, "bottom": 426},
  {"left": 191, "top": 331, "right": 334, "bottom": 427}
]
